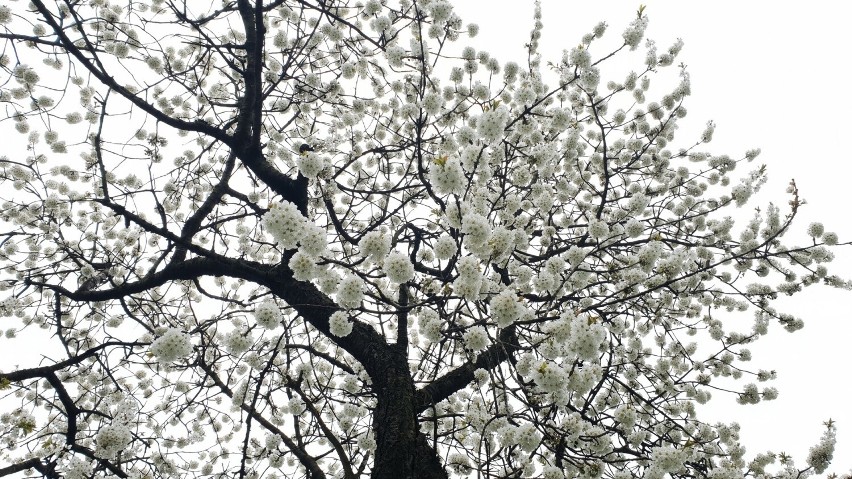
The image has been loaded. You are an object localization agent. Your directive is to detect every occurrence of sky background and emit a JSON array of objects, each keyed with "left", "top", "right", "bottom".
[{"left": 451, "top": 0, "right": 852, "bottom": 472}]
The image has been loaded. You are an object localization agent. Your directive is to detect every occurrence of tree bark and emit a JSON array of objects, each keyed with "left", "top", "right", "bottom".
[
  {"left": 369, "top": 346, "right": 448, "bottom": 479},
  {"left": 371, "top": 349, "right": 419, "bottom": 479}
]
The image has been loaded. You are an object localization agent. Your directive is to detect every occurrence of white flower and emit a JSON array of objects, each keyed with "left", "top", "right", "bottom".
[
  {"left": 386, "top": 45, "right": 406, "bottom": 67},
  {"left": 649, "top": 446, "right": 687, "bottom": 473},
  {"left": 225, "top": 329, "right": 253, "bottom": 355},
  {"left": 701, "top": 120, "right": 715, "bottom": 143},
  {"left": 263, "top": 201, "right": 307, "bottom": 250},
  {"left": 515, "top": 423, "right": 540, "bottom": 452},
  {"left": 434, "top": 235, "right": 457, "bottom": 260},
  {"left": 473, "top": 368, "right": 489, "bottom": 385},
  {"left": 461, "top": 211, "right": 490, "bottom": 247},
  {"left": 150, "top": 328, "right": 192, "bottom": 363},
  {"left": 254, "top": 299, "right": 282, "bottom": 329},
  {"left": 65, "top": 112, "right": 83, "bottom": 124},
  {"left": 567, "top": 46, "right": 591, "bottom": 69},
  {"left": 383, "top": 251, "right": 415, "bottom": 284},
  {"left": 626, "top": 192, "right": 649, "bottom": 214},
  {"left": 362, "top": 0, "right": 382, "bottom": 15},
  {"left": 13, "top": 65, "right": 40, "bottom": 86},
  {"left": 359, "top": 230, "right": 391, "bottom": 261},
  {"left": 807, "top": 222, "right": 825, "bottom": 238},
  {"left": 588, "top": 219, "right": 610, "bottom": 240},
  {"left": 453, "top": 274, "right": 482, "bottom": 301},
  {"left": 531, "top": 360, "right": 569, "bottom": 394},
  {"left": 566, "top": 245, "right": 587, "bottom": 266},
  {"left": 622, "top": 16, "right": 649, "bottom": 50},
  {"left": 532, "top": 270, "right": 556, "bottom": 294},
  {"left": 329, "top": 311, "right": 353, "bottom": 337},
  {"left": 489, "top": 226, "right": 514, "bottom": 258},
  {"left": 296, "top": 151, "right": 323, "bottom": 178},
  {"left": 569, "top": 363, "right": 602, "bottom": 394},
  {"left": 0, "top": 6, "right": 12, "bottom": 24},
  {"left": 731, "top": 183, "right": 752, "bottom": 206},
  {"left": 477, "top": 107, "right": 508, "bottom": 143},
  {"left": 421, "top": 92, "right": 443, "bottom": 116},
  {"left": 358, "top": 433, "right": 377, "bottom": 453},
  {"left": 418, "top": 308, "right": 443, "bottom": 343},
  {"left": 288, "top": 251, "right": 316, "bottom": 281},
  {"left": 542, "top": 465, "right": 564, "bottom": 479},
  {"left": 336, "top": 273, "right": 365, "bottom": 309},
  {"left": 490, "top": 289, "right": 520, "bottom": 327},
  {"left": 299, "top": 224, "right": 327, "bottom": 257},
  {"left": 823, "top": 232, "right": 839, "bottom": 245},
  {"left": 463, "top": 325, "right": 489, "bottom": 352},
  {"left": 613, "top": 404, "right": 637, "bottom": 430},
  {"left": 579, "top": 67, "right": 600, "bottom": 90},
  {"left": 62, "top": 457, "right": 93, "bottom": 479},
  {"left": 568, "top": 314, "right": 606, "bottom": 361},
  {"left": 807, "top": 425, "right": 836, "bottom": 474},
  {"left": 625, "top": 218, "right": 644, "bottom": 237},
  {"left": 453, "top": 256, "right": 483, "bottom": 300},
  {"left": 428, "top": 156, "right": 465, "bottom": 195},
  {"left": 429, "top": 0, "right": 453, "bottom": 23},
  {"left": 95, "top": 423, "right": 132, "bottom": 458}
]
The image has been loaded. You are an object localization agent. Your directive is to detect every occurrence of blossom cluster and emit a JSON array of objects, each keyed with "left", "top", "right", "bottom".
[
  {"left": 224, "top": 328, "right": 253, "bottom": 356},
  {"left": 95, "top": 423, "right": 133, "bottom": 458},
  {"left": 254, "top": 299, "right": 282, "bottom": 329},
  {"left": 434, "top": 235, "right": 457, "bottom": 260},
  {"left": 149, "top": 327, "right": 192, "bottom": 363},
  {"left": 358, "top": 230, "right": 391, "bottom": 261},
  {"left": 336, "top": 273, "right": 365, "bottom": 310},
  {"left": 453, "top": 256, "right": 483, "bottom": 301},
  {"left": 489, "top": 288, "right": 521, "bottom": 327},
  {"left": 807, "top": 425, "right": 836, "bottom": 474},
  {"left": 329, "top": 310, "right": 353, "bottom": 337},
  {"left": 428, "top": 156, "right": 465, "bottom": 195},
  {"left": 296, "top": 151, "right": 324, "bottom": 178},
  {"left": 382, "top": 251, "right": 414, "bottom": 284},
  {"left": 262, "top": 201, "right": 327, "bottom": 255},
  {"left": 462, "top": 325, "right": 489, "bottom": 352}
]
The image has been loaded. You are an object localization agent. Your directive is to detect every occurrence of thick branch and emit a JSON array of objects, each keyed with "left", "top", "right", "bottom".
[{"left": 413, "top": 326, "right": 519, "bottom": 414}]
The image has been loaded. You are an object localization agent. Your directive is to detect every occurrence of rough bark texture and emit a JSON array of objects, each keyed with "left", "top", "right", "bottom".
[
  {"left": 369, "top": 348, "right": 451, "bottom": 479},
  {"left": 372, "top": 353, "right": 419, "bottom": 479}
]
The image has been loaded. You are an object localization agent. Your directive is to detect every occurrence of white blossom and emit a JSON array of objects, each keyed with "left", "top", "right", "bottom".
[
  {"left": 328, "top": 311, "right": 353, "bottom": 337},
  {"left": 254, "top": 299, "right": 282, "bottom": 329},
  {"left": 434, "top": 235, "right": 457, "bottom": 260},
  {"left": 359, "top": 230, "right": 392, "bottom": 261},
  {"left": 95, "top": 423, "right": 132, "bottom": 458},
  {"left": 490, "top": 289, "right": 520, "bottom": 327},
  {"left": 463, "top": 325, "right": 488, "bottom": 352},
  {"left": 383, "top": 251, "right": 414, "bottom": 284},
  {"left": 296, "top": 151, "right": 324, "bottom": 178},
  {"left": 224, "top": 329, "right": 253, "bottom": 355},
  {"left": 150, "top": 328, "right": 192, "bottom": 363},
  {"left": 336, "top": 273, "right": 365, "bottom": 309},
  {"left": 0, "top": 6, "right": 12, "bottom": 24},
  {"left": 429, "top": 156, "right": 466, "bottom": 195}
]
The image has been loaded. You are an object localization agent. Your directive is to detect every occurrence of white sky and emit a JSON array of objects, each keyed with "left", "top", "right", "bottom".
[{"left": 452, "top": 0, "right": 852, "bottom": 472}]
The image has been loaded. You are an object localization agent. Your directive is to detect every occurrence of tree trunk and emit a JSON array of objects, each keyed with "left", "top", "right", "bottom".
[{"left": 370, "top": 350, "right": 447, "bottom": 479}]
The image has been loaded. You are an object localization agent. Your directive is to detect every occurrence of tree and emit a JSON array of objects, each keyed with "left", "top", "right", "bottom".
[{"left": 0, "top": 0, "right": 845, "bottom": 478}]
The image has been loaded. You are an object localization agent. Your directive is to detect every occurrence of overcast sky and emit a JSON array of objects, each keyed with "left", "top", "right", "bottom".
[{"left": 451, "top": 0, "right": 852, "bottom": 471}]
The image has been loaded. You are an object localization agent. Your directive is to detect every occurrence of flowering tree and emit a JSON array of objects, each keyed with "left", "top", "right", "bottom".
[{"left": 0, "top": 0, "right": 845, "bottom": 478}]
